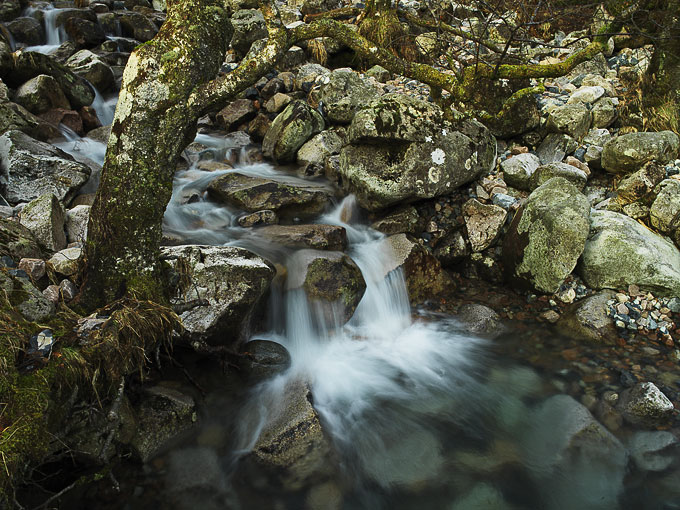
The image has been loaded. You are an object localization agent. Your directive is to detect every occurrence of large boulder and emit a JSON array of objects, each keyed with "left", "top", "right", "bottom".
[
  {"left": 0, "top": 218, "right": 43, "bottom": 260},
  {"left": 118, "top": 12, "right": 158, "bottom": 42},
  {"left": 19, "top": 194, "right": 66, "bottom": 252},
  {"left": 65, "top": 50, "right": 115, "bottom": 92},
  {"left": 63, "top": 17, "right": 106, "bottom": 48},
  {"left": 207, "top": 172, "right": 333, "bottom": 221},
  {"left": 10, "top": 51, "right": 95, "bottom": 109},
  {"left": 262, "top": 100, "right": 325, "bottom": 163},
  {"left": 5, "top": 17, "right": 43, "bottom": 46},
  {"left": 317, "top": 69, "right": 380, "bottom": 124},
  {"left": 378, "top": 233, "right": 450, "bottom": 305},
  {"left": 161, "top": 245, "right": 275, "bottom": 345},
  {"left": 0, "top": 100, "right": 61, "bottom": 141},
  {"left": 0, "top": 130, "right": 90, "bottom": 206},
  {"left": 546, "top": 103, "right": 592, "bottom": 141},
  {"left": 503, "top": 177, "right": 590, "bottom": 293},
  {"left": 287, "top": 249, "right": 366, "bottom": 325},
  {"left": 339, "top": 94, "right": 496, "bottom": 211},
  {"left": 252, "top": 379, "right": 335, "bottom": 490},
  {"left": 14, "top": 75, "right": 70, "bottom": 115},
  {"left": 230, "top": 9, "right": 267, "bottom": 56},
  {"left": 601, "top": 131, "right": 679, "bottom": 174},
  {"left": 578, "top": 210, "right": 680, "bottom": 296}
]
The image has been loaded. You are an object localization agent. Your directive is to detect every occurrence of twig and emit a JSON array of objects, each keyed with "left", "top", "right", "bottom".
[
  {"left": 31, "top": 479, "right": 79, "bottom": 510},
  {"left": 98, "top": 376, "right": 125, "bottom": 463}
]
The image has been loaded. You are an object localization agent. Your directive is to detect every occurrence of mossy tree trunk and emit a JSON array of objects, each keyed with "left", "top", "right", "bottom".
[
  {"left": 646, "top": 0, "right": 680, "bottom": 102},
  {"left": 79, "top": 0, "right": 232, "bottom": 309}
]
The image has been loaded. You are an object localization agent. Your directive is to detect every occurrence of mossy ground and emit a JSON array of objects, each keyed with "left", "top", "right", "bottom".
[{"left": 0, "top": 288, "right": 181, "bottom": 506}]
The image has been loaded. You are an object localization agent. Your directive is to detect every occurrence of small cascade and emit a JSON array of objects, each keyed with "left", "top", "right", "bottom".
[
  {"left": 22, "top": 6, "right": 67, "bottom": 54},
  {"left": 91, "top": 89, "right": 117, "bottom": 126}
]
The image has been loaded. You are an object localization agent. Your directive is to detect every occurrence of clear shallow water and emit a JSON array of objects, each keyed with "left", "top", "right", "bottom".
[{"left": 53, "top": 124, "right": 680, "bottom": 510}]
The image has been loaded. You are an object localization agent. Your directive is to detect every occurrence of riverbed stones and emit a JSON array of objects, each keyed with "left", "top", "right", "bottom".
[
  {"left": 339, "top": 94, "right": 495, "bottom": 210},
  {"left": 529, "top": 162, "right": 588, "bottom": 190},
  {"left": 500, "top": 152, "right": 540, "bottom": 190},
  {"left": 650, "top": 179, "right": 680, "bottom": 242},
  {"left": 161, "top": 245, "right": 275, "bottom": 345},
  {"left": 616, "top": 382, "right": 674, "bottom": 427},
  {"left": 255, "top": 224, "right": 348, "bottom": 250},
  {"left": 118, "top": 11, "right": 158, "bottom": 42},
  {"left": 0, "top": 217, "right": 43, "bottom": 260},
  {"left": 287, "top": 249, "right": 366, "bottom": 325},
  {"left": 6, "top": 17, "right": 43, "bottom": 46},
  {"left": 601, "top": 131, "right": 680, "bottom": 174},
  {"left": 19, "top": 193, "right": 66, "bottom": 252},
  {"left": 252, "top": 378, "right": 334, "bottom": 490},
  {"left": 0, "top": 98, "right": 61, "bottom": 142},
  {"left": 14, "top": 75, "right": 70, "bottom": 115},
  {"left": 237, "top": 209, "right": 278, "bottom": 227},
  {"left": 263, "top": 100, "right": 325, "bottom": 163},
  {"left": 130, "top": 385, "right": 197, "bottom": 462},
  {"left": 556, "top": 290, "right": 618, "bottom": 344},
  {"left": 378, "top": 233, "right": 450, "bottom": 304},
  {"left": 448, "top": 483, "right": 515, "bottom": 510},
  {"left": 578, "top": 210, "right": 680, "bottom": 296},
  {"left": 317, "top": 69, "right": 380, "bottom": 124},
  {"left": 0, "top": 130, "right": 90, "bottom": 205},
  {"left": 503, "top": 177, "right": 590, "bottom": 294},
  {"left": 207, "top": 172, "right": 333, "bottom": 221},
  {"left": 546, "top": 103, "right": 592, "bottom": 141},
  {"left": 10, "top": 50, "right": 95, "bottom": 109},
  {"left": 462, "top": 199, "right": 507, "bottom": 252}
]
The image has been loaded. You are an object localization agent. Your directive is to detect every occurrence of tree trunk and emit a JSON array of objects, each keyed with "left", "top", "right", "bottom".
[
  {"left": 79, "top": 0, "right": 232, "bottom": 308},
  {"left": 647, "top": 0, "right": 680, "bottom": 102}
]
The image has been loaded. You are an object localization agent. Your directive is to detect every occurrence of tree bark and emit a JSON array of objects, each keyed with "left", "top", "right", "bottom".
[{"left": 79, "top": 0, "right": 232, "bottom": 308}]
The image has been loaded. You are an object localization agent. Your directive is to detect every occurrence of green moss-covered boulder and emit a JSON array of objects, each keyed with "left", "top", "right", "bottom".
[
  {"left": 207, "top": 172, "right": 333, "bottom": 221},
  {"left": 578, "top": 209, "right": 680, "bottom": 296},
  {"left": 14, "top": 74, "right": 70, "bottom": 115},
  {"left": 601, "top": 131, "right": 680, "bottom": 174},
  {"left": 339, "top": 94, "right": 496, "bottom": 211},
  {"left": 19, "top": 193, "right": 66, "bottom": 252},
  {"left": 262, "top": 100, "right": 325, "bottom": 163},
  {"left": 546, "top": 103, "right": 592, "bottom": 141},
  {"left": 288, "top": 249, "right": 366, "bottom": 325},
  {"left": 503, "top": 177, "right": 590, "bottom": 294}
]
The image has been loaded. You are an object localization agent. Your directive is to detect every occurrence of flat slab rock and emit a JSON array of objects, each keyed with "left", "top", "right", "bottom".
[
  {"left": 0, "top": 130, "right": 90, "bottom": 205},
  {"left": 207, "top": 172, "right": 333, "bottom": 221},
  {"left": 160, "top": 245, "right": 275, "bottom": 345},
  {"left": 253, "top": 224, "right": 348, "bottom": 251}
]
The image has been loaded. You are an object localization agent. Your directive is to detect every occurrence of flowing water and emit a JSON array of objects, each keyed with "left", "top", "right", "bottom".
[
  {"left": 50, "top": 129, "right": 679, "bottom": 509},
  {"left": 22, "top": 5, "right": 67, "bottom": 54}
]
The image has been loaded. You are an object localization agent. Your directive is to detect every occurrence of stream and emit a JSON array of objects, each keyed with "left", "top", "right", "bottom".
[
  {"left": 18, "top": 5, "right": 678, "bottom": 506},
  {"left": 52, "top": 131, "right": 679, "bottom": 510}
]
